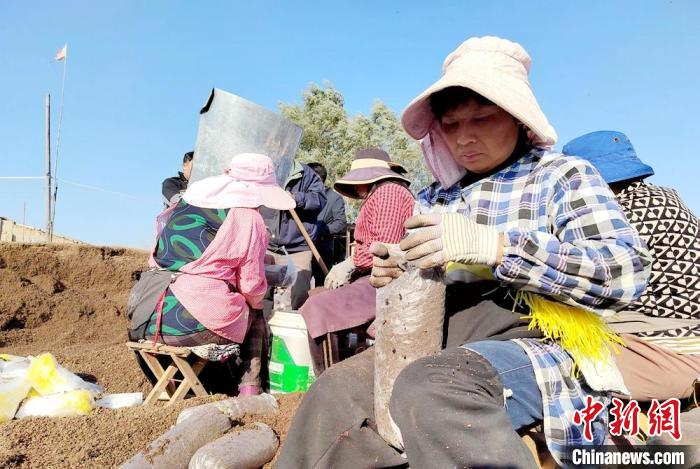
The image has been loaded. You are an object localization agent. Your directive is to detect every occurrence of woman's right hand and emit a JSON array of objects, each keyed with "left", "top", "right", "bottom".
[{"left": 369, "top": 243, "right": 404, "bottom": 288}]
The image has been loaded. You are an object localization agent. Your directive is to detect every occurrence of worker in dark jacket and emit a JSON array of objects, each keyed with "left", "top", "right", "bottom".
[
  {"left": 162, "top": 151, "right": 194, "bottom": 208},
  {"left": 261, "top": 161, "right": 326, "bottom": 310},
  {"left": 308, "top": 162, "right": 347, "bottom": 287}
]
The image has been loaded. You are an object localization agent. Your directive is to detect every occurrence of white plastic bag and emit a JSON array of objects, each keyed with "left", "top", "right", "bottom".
[
  {"left": 188, "top": 422, "right": 279, "bottom": 469},
  {"left": 0, "top": 376, "right": 32, "bottom": 423},
  {"left": 177, "top": 393, "right": 278, "bottom": 424},
  {"left": 264, "top": 248, "right": 297, "bottom": 289},
  {"left": 0, "top": 356, "right": 30, "bottom": 379},
  {"left": 279, "top": 247, "right": 297, "bottom": 288},
  {"left": 15, "top": 389, "right": 94, "bottom": 418},
  {"left": 121, "top": 406, "right": 231, "bottom": 469},
  {"left": 374, "top": 250, "right": 445, "bottom": 449},
  {"left": 96, "top": 392, "right": 143, "bottom": 409}
]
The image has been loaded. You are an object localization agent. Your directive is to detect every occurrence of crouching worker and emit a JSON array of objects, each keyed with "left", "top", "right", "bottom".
[
  {"left": 564, "top": 131, "right": 700, "bottom": 402},
  {"left": 277, "top": 36, "right": 652, "bottom": 469},
  {"left": 128, "top": 153, "right": 295, "bottom": 396},
  {"left": 300, "top": 148, "right": 414, "bottom": 375}
]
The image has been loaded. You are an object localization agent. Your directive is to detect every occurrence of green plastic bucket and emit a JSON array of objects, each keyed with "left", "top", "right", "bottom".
[{"left": 268, "top": 311, "right": 316, "bottom": 393}]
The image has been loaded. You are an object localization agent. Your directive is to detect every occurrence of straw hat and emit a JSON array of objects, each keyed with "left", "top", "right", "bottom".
[
  {"left": 333, "top": 148, "right": 410, "bottom": 199},
  {"left": 183, "top": 153, "right": 295, "bottom": 210},
  {"left": 563, "top": 131, "right": 654, "bottom": 184},
  {"left": 402, "top": 36, "right": 557, "bottom": 146}
]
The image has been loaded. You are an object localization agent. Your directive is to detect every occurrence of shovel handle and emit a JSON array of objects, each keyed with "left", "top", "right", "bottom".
[{"left": 288, "top": 208, "right": 329, "bottom": 275}]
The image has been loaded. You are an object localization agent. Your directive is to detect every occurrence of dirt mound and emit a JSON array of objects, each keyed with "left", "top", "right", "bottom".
[
  {"left": 0, "top": 243, "right": 302, "bottom": 468},
  {"left": 0, "top": 392, "right": 303, "bottom": 468},
  {"left": 0, "top": 243, "right": 149, "bottom": 393}
]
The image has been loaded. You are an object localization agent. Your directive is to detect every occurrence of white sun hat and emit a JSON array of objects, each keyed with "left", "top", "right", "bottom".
[{"left": 401, "top": 36, "right": 558, "bottom": 188}]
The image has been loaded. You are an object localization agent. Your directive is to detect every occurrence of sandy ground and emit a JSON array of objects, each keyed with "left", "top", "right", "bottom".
[{"left": 0, "top": 243, "right": 301, "bottom": 468}]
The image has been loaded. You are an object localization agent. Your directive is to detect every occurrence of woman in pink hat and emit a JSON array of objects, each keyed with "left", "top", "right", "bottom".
[
  {"left": 278, "top": 37, "right": 652, "bottom": 468},
  {"left": 127, "top": 153, "right": 295, "bottom": 396},
  {"left": 299, "top": 148, "right": 414, "bottom": 376}
]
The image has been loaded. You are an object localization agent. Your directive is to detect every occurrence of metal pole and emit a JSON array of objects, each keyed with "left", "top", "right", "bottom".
[
  {"left": 45, "top": 94, "right": 52, "bottom": 243},
  {"left": 22, "top": 201, "right": 26, "bottom": 243}
]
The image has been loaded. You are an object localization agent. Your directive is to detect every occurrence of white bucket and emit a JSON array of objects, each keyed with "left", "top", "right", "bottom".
[{"left": 268, "top": 311, "right": 315, "bottom": 393}]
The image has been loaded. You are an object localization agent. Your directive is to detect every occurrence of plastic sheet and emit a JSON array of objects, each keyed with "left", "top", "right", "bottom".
[
  {"left": 0, "top": 376, "right": 32, "bottom": 423},
  {"left": 190, "top": 89, "right": 301, "bottom": 186},
  {"left": 0, "top": 356, "right": 30, "bottom": 379},
  {"left": 373, "top": 250, "right": 446, "bottom": 449},
  {"left": 188, "top": 422, "right": 278, "bottom": 469},
  {"left": 264, "top": 250, "right": 297, "bottom": 288},
  {"left": 121, "top": 406, "right": 232, "bottom": 469},
  {"left": 96, "top": 392, "right": 143, "bottom": 409}
]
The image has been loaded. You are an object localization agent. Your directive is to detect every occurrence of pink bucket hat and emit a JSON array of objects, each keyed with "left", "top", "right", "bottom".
[
  {"left": 182, "top": 153, "right": 295, "bottom": 210},
  {"left": 401, "top": 36, "right": 558, "bottom": 188}
]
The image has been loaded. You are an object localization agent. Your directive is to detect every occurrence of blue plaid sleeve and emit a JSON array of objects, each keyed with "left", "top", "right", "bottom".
[{"left": 495, "top": 158, "right": 652, "bottom": 314}]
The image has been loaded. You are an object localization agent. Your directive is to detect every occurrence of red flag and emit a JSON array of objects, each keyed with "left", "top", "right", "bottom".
[{"left": 55, "top": 44, "right": 67, "bottom": 61}]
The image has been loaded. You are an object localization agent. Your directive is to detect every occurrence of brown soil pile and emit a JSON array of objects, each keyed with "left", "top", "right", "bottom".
[
  {"left": 0, "top": 243, "right": 302, "bottom": 468},
  {"left": 0, "top": 243, "right": 150, "bottom": 393}
]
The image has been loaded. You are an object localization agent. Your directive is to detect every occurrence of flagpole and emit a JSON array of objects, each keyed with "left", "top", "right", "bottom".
[
  {"left": 52, "top": 45, "right": 67, "bottom": 230},
  {"left": 45, "top": 94, "right": 53, "bottom": 243}
]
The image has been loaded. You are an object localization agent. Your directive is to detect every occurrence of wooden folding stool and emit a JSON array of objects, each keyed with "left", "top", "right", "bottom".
[{"left": 126, "top": 341, "right": 209, "bottom": 406}]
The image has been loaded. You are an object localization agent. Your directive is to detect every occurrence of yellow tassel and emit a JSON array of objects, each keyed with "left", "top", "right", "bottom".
[
  {"left": 444, "top": 262, "right": 493, "bottom": 280},
  {"left": 516, "top": 291, "right": 624, "bottom": 373}
]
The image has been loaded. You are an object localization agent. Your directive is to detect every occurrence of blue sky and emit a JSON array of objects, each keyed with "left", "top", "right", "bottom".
[{"left": 1, "top": 1, "right": 698, "bottom": 248}]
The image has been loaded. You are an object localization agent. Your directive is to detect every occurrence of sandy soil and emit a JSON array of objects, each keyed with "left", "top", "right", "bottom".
[{"left": 0, "top": 243, "right": 301, "bottom": 468}]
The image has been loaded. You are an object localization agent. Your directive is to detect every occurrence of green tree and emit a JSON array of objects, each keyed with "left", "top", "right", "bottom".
[{"left": 279, "top": 83, "right": 430, "bottom": 221}]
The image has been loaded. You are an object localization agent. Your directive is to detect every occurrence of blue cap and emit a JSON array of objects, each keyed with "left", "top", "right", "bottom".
[{"left": 562, "top": 131, "right": 654, "bottom": 184}]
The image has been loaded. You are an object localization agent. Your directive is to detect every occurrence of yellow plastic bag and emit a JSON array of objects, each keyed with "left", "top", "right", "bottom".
[
  {"left": 15, "top": 389, "right": 94, "bottom": 418},
  {"left": 26, "top": 353, "right": 101, "bottom": 396}
]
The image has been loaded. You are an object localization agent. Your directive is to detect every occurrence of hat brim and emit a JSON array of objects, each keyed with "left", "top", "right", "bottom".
[
  {"left": 401, "top": 67, "right": 557, "bottom": 147},
  {"left": 183, "top": 175, "right": 295, "bottom": 210},
  {"left": 561, "top": 131, "right": 654, "bottom": 185},
  {"left": 603, "top": 164, "right": 655, "bottom": 185},
  {"left": 334, "top": 169, "right": 410, "bottom": 199},
  {"left": 259, "top": 184, "right": 297, "bottom": 210}
]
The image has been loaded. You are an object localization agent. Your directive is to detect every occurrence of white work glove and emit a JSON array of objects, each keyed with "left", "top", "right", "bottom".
[
  {"left": 399, "top": 213, "right": 502, "bottom": 269},
  {"left": 369, "top": 243, "right": 405, "bottom": 288},
  {"left": 324, "top": 258, "right": 355, "bottom": 289}
]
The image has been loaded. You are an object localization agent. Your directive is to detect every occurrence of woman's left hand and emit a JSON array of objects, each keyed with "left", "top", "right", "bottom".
[{"left": 324, "top": 258, "right": 356, "bottom": 289}]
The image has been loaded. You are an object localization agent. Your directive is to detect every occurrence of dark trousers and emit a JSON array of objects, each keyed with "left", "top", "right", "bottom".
[
  {"left": 275, "top": 283, "right": 542, "bottom": 468},
  {"left": 390, "top": 343, "right": 540, "bottom": 469}
]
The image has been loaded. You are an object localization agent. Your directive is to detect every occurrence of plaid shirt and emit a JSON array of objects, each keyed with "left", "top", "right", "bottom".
[
  {"left": 515, "top": 339, "right": 610, "bottom": 467},
  {"left": 354, "top": 182, "right": 414, "bottom": 270},
  {"left": 416, "top": 149, "right": 651, "bottom": 467},
  {"left": 416, "top": 148, "right": 651, "bottom": 314}
]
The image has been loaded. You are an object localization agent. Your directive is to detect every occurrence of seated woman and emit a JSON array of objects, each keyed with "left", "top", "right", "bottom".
[
  {"left": 127, "top": 153, "right": 295, "bottom": 396},
  {"left": 299, "top": 148, "right": 414, "bottom": 375},
  {"left": 277, "top": 37, "right": 652, "bottom": 468},
  {"left": 564, "top": 130, "right": 700, "bottom": 402}
]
